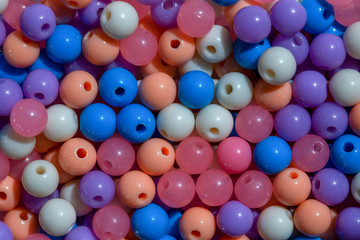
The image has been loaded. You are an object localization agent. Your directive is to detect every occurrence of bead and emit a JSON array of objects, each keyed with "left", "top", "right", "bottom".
[
  {"left": 104, "top": 52, "right": 138, "bottom": 77},
  {"left": 0, "top": 221, "right": 13, "bottom": 240},
  {"left": 2, "top": 0, "right": 34, "bottom": 30},
  {"left": 330, "top": 68, "right": 360, "bottom": 107},
  {"left": 0, "top": 0, "right": 8, "bottom": 14},
  {"left": 151, "top": 0, "right": 184, "bottom": 29},
  {"left": 3, "top": 206, "right": 38, "bottom": 240},
  {"left": 324, "top": 20, "right": 346, "bottom": 37},
  {"left": 78, "top": 0, "right": 109, "bottom": 27},
  {"left": 9, "top": 150, "right": 41, "bottom": 181},
  {"left": 26, "top": 233, "right": 50, "bottom": 240},
  {"left": 0, "top": 151, "right": 10, "bottom": 181},
  {"left": 22, "top": 189, "right": 59, "bottom": 214},
  {"left": 343, "top": 22, "right": 360, "bottom": 60},
  {"left": 352, "top": 172, "right": 360, "bottom": 203},
  {"left": 327, "top": 54, "right": 360, "bottom": 79},
  {"left": 122, "top": 0, "right": 150, "bottom": 20},
  {"left": 0, "top": 175, "right": 22, "bottom": 211},
  {"left": 65, "top": 226, "right": 97, "bottom": 240},
  {"left": 64, "top": 53, "right": 100, "bottom": 79},
  {"left": 29, "top": 50, "right": 64, "bottom": 80},
  {"left": 43, "top": 147, "right": 75, "bottom": 184},
  {"left": 335, "top": 207, "right": 360, "bottom": 240},
  {"left": 141, "top": 53, "right": 178, "bottom": 78},
  {"left": 179, "top": 52, "right": 213, "bottom": 76},
  {"left": 43, "top": 0, "right": 76, "bottom": 24},
  {"left": 0, "top": 52, "right": 28, "bottom": 85},
  {"left": 301, "top": 0, "right": 334, "bottom": 34},
  {"left": 39, "top": 198, "right": 76, "bottom": 236},
  {"left": 60, "top": 0, "right": 92, "bottom": 9},
  {"left": 0, "top": 78, "right": 23, "bottom": 116}
]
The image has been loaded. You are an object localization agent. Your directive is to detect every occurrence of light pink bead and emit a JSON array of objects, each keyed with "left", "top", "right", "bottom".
[
  {"left": 2, "top": 0, "right": 34, "bottom": 30},
  {"left": 0, "top": 150, "right": 10, "bottom": 181}
]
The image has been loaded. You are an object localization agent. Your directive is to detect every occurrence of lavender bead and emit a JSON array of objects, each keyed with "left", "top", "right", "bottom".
[
  {"left": 0, "top": 20, "right": 5, "bottom": 46},
  {"left": 104, "top": 53, "right": 138, "bottom": 77},
  {"left": 78, "top": 0, "right": 110, "bottom": 27},
  {"left": 336, "top": 207, "right": 360, "bottom": 240},
  {"left": 151, "top": 0, "right": 184, "bottom": 29},
  {"left": 327, "top": 55, "right": 360, "bottom": 79},
  {"left": 22, "top": 189, "right": 60, "bottom": 214},
  {"left": 0, "top": 78, "right": 23, "bottom": 116},
  {"left": 65, "top": 226, "right": 98, "bottom": 240},
  {"left": 0, "top": 221, "right": 13, "bottom": 240}
]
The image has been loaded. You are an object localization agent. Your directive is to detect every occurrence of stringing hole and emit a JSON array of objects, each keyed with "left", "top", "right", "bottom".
[
  {"left": 209, "top": 127, "right": 219, "bottom": 136},
  {"left": 266, "top": 69, "right": 275, "bottom": 79},
  {"left": 314, "top": 179, "right": 320, "bottom": 190},
  {"left": 83, "top": 81, "right": 92, "bottom": 92},
  {"left": 241, "top": 175, "right": 251, "bottom": 184},
  {"left": 160, "top": 129, "right": 168, "bottom": 138},
  {"left": 20, "top": 212, "right": 28, "bottom": 221},
  {"left": 97, "top": 7, "right": 104, "bottom": 17},
  {"left": 357, "top": 189, "right": 360, "bottom": 198},
  {"left": 191, "top": 230, "right": 201, "bottom": 238},
  {"left": 170, "top": 39, "right": 180, "bottom": 49},
  {"left": 206, "top": 45, "right": 216, "bottom": 54},
  {"left": 93, "top": 196, "right": 103, "bottom": 202},
  {"left": 162, "top": 180, "right": 170, "bottom": 190},
  {"left": 103, "top": 160, "right": 113, "bottom": 169},
  {"left": 68, "top": 0, "right": 79, "bottom": 7},
  {"left": 85, "top": 31, "right": 93, "bottom": 40},
  {"left": 114, "top": 87, "right": 125, "bottom": 96},
  {"left": 161, "top": 147, "right": 169, "bottom": 156},
  {"left": 313, "top": 142, "right": 323, "bottom": 153},
  {"left": 36, "top": 166, "right": 46, "bottom": 175},
  {"left": 138, "top": 193, "right": 147, "bottom": 201},
  {"left": 344, "top": 142, "right": 354, "bottom": 152},
  {"left": 0, "top": 192, "right": 7, "bottom": 200},
  {"left": 136, "top": 124, "right": 146, "bottom": 133},
  {"left": 104, "top": 232, "right": 113, "bottom": 239},
  {"left": 196, "top": 141, "right": 204, "bottom": 149},
  {"left": 163, "top": 0, "right": 174, "bottom": 10},
  {"left": 34, "top": 93, "right": 44, "bottom": 100},
  {"left": 76, "top": 148, "right": 87, "bottom": 158},
  {"left": 41, "top": 23, "right": 50, "bottom": 32},
  {"left": 289, "top": 171, "right": 298, "bottom": 179},
  {"left": 323, "top": 9, "right": 331, "bottom": 20},
  {"left": 294, "top": 34, "right": 303, "bottom": 45},
  {"left": 225, "top": 84, "right": 233, "bottom": 95},
  {"left": 327, "top": 126, "right": 337, "bottom": 133},
  {"left": 106, "top": 11, "right": 111, "bottom": 21}
]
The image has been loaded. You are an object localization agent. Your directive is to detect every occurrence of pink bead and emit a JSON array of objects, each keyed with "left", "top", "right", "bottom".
[
  {"left": 25, "top": 233, "right": 50, "bottom": 240},
  {"left": 157, "top": 170, "right": 195, "bottom": 208},
  {"left": 292, "top": 134, "right": 330, "bottom": 173},
  {"left": 327, "top": 0, "right": 353, "bottom": 7},
  {"left": 10, "top": 99, "right": 48, "bottom": 137},
  {"left": 0, "top": 150, "right": 10, "bottom": 182},
  {"left": 175, "top": 136, "right": 213, "bottom": 175},
  {"left": 196, "top": 169, "right": 233, "bottom": 207},
  {"left": 177, "top": 0, "right": 215, "bottom": 37},
  {"left": 122, "top": 0, "right": 150, "bottom": 20},
  {"left": 2, "top": 0, "right": 34, "bottom": 30},
  {"left": 120, "top": 28, "right": 158, "bottom": 66},
  {"left": 234, "top": 170, "right": 273, "bottom": 209},
  {"left": 333, "top": 2, "right": 360, "bottom": 26},
  {"left": 235, "top": 104, "right": 273, "bottom": 143},
  {"left": 9, "top": 150, "right": 40, "bottom": 181},
  {"left": 217, "top": 136, "right": 251, "bottom": 174},
  {"left": 97, "top": 137, "right": 135, "bottom": 176}
]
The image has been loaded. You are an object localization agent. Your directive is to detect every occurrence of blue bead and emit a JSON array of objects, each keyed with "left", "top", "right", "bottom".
[
  {"left": 167, "top": 209, "right": 182, "bottom": 238},
  {"left": 99, "top": 67, "right": 138, "bottom": 107},
  {"left": 330, "top": 134, "right": 360, "bottom": 174},
  {"left": 116, "top": 104, "right": 155, "bottom": 143},
  {"left": 253, "top": 136, "right": 292, "bottom": 175},
  {"left": 158, "top": 235, "right": 177, "bottom": 240},
  {"left": 45, "top": 24, "right": 82, "bottom": 64},
  {"left": 29, "top": 50, "right": 64, "bottom": 80},
  {"left": 301, "top": 0, "right": 334, "bottom": 34},
  {"left": 233, "top": 38, "right": 271, "bottom": 70},
  {"left": 212, "top": 0, "right": 239, "bottom": 6},
  {"left": 0, "top": 52, "right": 28, "bottom": 84},
  {"left": 178, "top": 70, "right": 214, "bottom": 109},
  {"left": 324, "top": 20, "right": 346, "bottom": 38},
  {"left": 292, "top": 236, "right": 322, "bottom": 240},
  {"left": 131, "top": 203, "right": 169, "bottom": 240},
  {"left": 80, "top": 103, "right": 116, "bottom": 142}
]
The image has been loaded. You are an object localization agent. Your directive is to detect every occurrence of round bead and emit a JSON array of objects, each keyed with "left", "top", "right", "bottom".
[
  {"left": 0, "top": 0, "right": 8, "bottom": 14},
  {"left": 104, "top": 51, "right": 138, "bottom": 76},
  {"left": 9, "top": 150, "right": 41, "bottom": 182},
  {"left": 0, "top": 78, "right": 23, "bottom": 116},
  {"left": 22, "top": 188, "right": 59, "bottom": 214},
  {"left": 0, "top": 52, "right": 28, "bottom": 85},
  {"left": 65, "top": 226, "right": 97, "bottom": 240},
  {"left": 60, "top": 0, "right": 92, "bottom": 9},
  {"left": 352, "top": 172, "right": 360, "bottom": 203},
  {"left": 30, "top": 50, "right": 64, "bottom": 80},
  {"left": 0, "top": 221, "right": 13, "bottom": 240},
  {"left": 150, "top": 0, "right": 184, "bottom": 29},
  {"left": 64, "top": 53, "right": 100, "bottom": 79},
  {"left": 344, "top": 22, "right": 360, "bottom": 59},
  {"left": 78, "top": 0, "right": 109, "bottom": 27},
  {"left": 43, "top": 0, "right": 76, "bottom": 24},
  {"left": 43, "top": 148, "right": 75, "bottom": 184},
  {"left": 0, "top": 175, "right": 22, "bottom": 211},
  {"left": 141, "top": 53, "right": 177, "bottom": 78},
  {"left": 3, "top": 206, "right": 38, "bottom": 240},
  {"left": 349, "top": 102, "right": 360, "bottom": 136},
  {"left": 336, "top": 207, "right": 360, "bottom": 240},
  {"left": 301, "top": 0, "right": 334, "bottom": 34},
  {"left": 26, "top": 233, "right": 50, "bottom": 240}
]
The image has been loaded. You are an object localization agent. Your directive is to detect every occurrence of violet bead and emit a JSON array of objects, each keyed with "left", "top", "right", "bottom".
[
  {"left": 247, "top": 210, "right": 261, "bottom": 240},
  {"left": 0, "top": 20, "right": 5, "bottom": 47},
  {"left": 64, "top": 54, "right": 100, "bottom": 79},
  {"left": 64, "top": 226, "right": 98, "bottom": 240},
  {"left": 327, "top": 54, "right": 360, "bottom": 79},
  {"left": 0, "top": 78, "right": 23, "bottom": 116},
  {"left": 336, "top": 207, "right": 360, "bottom": 240},
  {"left": 151, "top": 0, "right": 184, "bottom": 29},
  {"left": 22, "top": 189, "right": 59, "bottom": 214},
  {"left": 0, "top": 221, "right": 13, "bottom": 240},
  {"left": 78, "top": 0, "right": 110, "bottom": 27},
  {"left": 104, "top": 52, "right": 138, "bottom": 77}
]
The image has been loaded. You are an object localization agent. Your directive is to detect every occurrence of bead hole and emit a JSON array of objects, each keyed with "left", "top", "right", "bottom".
[
  {"left": 160, "top": 129, "right": 168, "bottom": 138},
  {"left": 196, "top": 141, "right": 204, "bottom": 149},
  {"left": 163, "top": 0, "right": 174, "bottom": 10},
  {"left": 85, "top": 31, "right": 93, "bottom": 40},
  {"left": 84, "top": 81, "right": 92, "bottom": 92},
  {"left": 209, "top": 127, "right": 219, "bottom": 136},
  {"left": 0, "top": 192, "right": 7, "bottom": 200},
  {"left": 327, "top": 126, "right": 337, "bottom": 133},
  {"left": 162, "top": 180, "right": 170, "bottom": 190},
  {"left": 314, "top": 179, "right": 320, "bottom": 190},
  {"left": 323, "top": 9, "right": 331, "bottom": 20},
  {"left": 20, "top": 212, "right": 29, "bottom": 221},
  {"left": 357, "top": 189, "right": 360, "bottom": 198},
  {"left": 103, "top": 160, "right": 113, "bottom": 169},
  {"left": 344, "top": 142, "right": 354, "bottom": 152},
  {"left": 191, "top": 230, "right": 201, "bottom": 238},
  {"left": 294, "top": 35, "right": 303, "bottom": 45},
  {"left": 36, "top": 166, "right": 46, "bottom": 175},
  {"left": 97, "top": 7, "right": 104, "bottom": 17},
  {"left": 206, "top": 45, "right": 216, "bottom": 54},
  {"left": 93, "top": 196, "right": 103, "bottom": 202},
  {"left": 136, "top": 124, "right": 146, "bottom": 133},
  {"left": 313, "top": 142, "right": 323, "bottom": 153},
  {"left": 289, "top": 171, "right": 298, "bottom": 179},
  {"left": 241, "top": 175, "right": 251, "bottom": 184},
  {"left": 76, "top": 148, "right": 87, "bottom": 158},
  {"left": 34, "top": 93, "right": 45, "bottom": 100},
  {"left": 170, "top": 39, "right": 180, "bottom": 49},
  {"left": 104, "top": 232, "right": 113, "bottom": 239},
  {"left": 266, "top": 69, "right": 275, "bottom": 79},
  {"left": 106, "top": 11, "right": 111, "bottom": 21},
  {"left": 225, "top": 84, "right": 233, "bottom": 95},
  {"left": 138, "top": 193, "right": 147, "bottom": 201},
  {"left": 68, "top": 0, "right": 79, "bottom": 7},
  {"left": 161, "top": 147, "right": 169, "bottom": 156},
  {"left": 114, "top": 87, "right": 125, "bottom": 96},
  {"left": 41, "top": 23, "right": 50, "bottom": 32}
]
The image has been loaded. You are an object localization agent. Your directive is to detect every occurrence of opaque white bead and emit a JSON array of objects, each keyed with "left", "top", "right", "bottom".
[
  {"left": 351, "top": 172, "right": 360, "bottom": 203},
  {"left": 0, "top": 0, "right": 8, "bottom": 14},
  {"left": 343, "top": 21, "right": 360, "bottom": 60},
  {"left": 329, "top": 69, "right": 360, "bottom": 107},
  {"left": 179, "top": 53, "right": 213, "bottom": 76}
]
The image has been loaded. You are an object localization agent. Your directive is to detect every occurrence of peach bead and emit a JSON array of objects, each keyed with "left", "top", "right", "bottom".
[
  {"left": 35, "top": 133, "right": 59, "bottom": 154},
  {"left": 349, "top": 102, "right": 360, "bottom": 136},
  {"left": 138, "top": 14, "right": 166, "bottom": 40},
  {"left": 59, "top": 70, "right": 98, "bottom": 109},
  {"left": 294, "top": 199, "right": 332, "bottom": 237},
  {"left": 60, "top": 0, "right": 92, "bottom": 9},
  {"left": 179, "top": 207, "right": 216, "bottom": 240},
  {"left": 0, "top": 175, "right": 22, "bottom": 212},
  {"left": 58, "top": 138, "right": 97, "bottom": 176},
  {"left": 273, "top": 168, "right": 311, "bottom": 206},
  {"left": 44, "top": 147, "right": 75, "bottom": 184},
  {"left": 117, "top": 170, "right": 155, "bottom": 209},
  {"left": 254, "top": 79, "right": 292, "bottom": 112},
  {"left": 137, "top": 138, "right": 175, "bottom": 176},
  {"left": 2, "top": 31, "right": 40, "bottom": 68},
  {"left": 43, "top": 0, "right": 76, "bottom": 24},
  {"left": 158, "top": 28, "right": 196, "bottom": 66},
  {"left": 141, "top": 54, "right": 177, "bottom": 78},
  {"left": 224, "top": 0, "right": 261, "bottom": 26},
  {"left": 3, "top": 207, "right": 38, "bottom": 240},
  {"left": 139, "top": 72, "right": 176, "bottom": 110},
  {"left": 82, "top": 28, "right": 120, "bottom": 66}
]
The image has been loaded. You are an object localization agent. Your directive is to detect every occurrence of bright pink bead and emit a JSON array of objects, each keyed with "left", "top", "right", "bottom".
[
  {"left": 235, "top": 104, "right": 273, "bottom": 143},
  {"left": 177, "top": 0, "right": 215, "bottom": 37},
  {"left": 0, "top": 150, "right": 10, "bottom": 182},
  {"left": 10, "top": 99, "right": 48, "bottom": 137},
  {"left": 175, "top": 136, "right": 213, "bottom": 175},
  {"left": 217, "top": 136, "right": 251, "bottom": 174},
  {"left": 9, "top": 150, "right": 41, "bottom": 181},
  {"left": 234, "top": 170, "right": 273, "bottom": 209},
  {"left": 25, "top": 233, "right": 50, "bottom": 240},
  {"left": 2, "top": 0, "right": 34, "bottom": 30},
  {"left": 196, "top": 169, "right": 233, "bottom": 207},
  {"left": 122, "top": 0, "right": 150, "bottom": 20}
]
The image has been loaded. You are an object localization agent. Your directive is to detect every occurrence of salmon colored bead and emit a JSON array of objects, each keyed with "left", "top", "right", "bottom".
[
  {"left": 224, "top": 0, "right": 261, "bottom": 26},
  {"left": 117, "top": 170, "right": 156, "bottom": 209},
  {"left": 2, "top": 31, "right": 40, "bottom": 68},
  {"left": 158, "top": 28, "right": 196, "bottom": 66},
  {"left": 43, "top": 0, "right": 76, "bottom": 24},
  {"left": 34, "top": 133, "right": 59, "bottom": 154},
  {"left": 254, "top": 79, "right": 292, "bottom": 112},
  {"left": 44, "top": 147, "right": 75, "bottom": 184},
  {"left": 59, "top": 70, "right": 98, "bottom": 109},
  {"left": 141, "top": 54, "right": 178, "bottom": 78},
  {"left": 58, "top": 138, "right": 97, "bottom": 176},
  {"left": 349, "top": 102, "right": 360, "bottom": 136},
  {"left": 137, "top": 138, "right": 175, "bottom": 176},
  {"left": 82, "top": 28, "right": 120, "bottom": 66},
  {"left": 139, "top": 72, "right": 176, "bottom": 110},
  {"left": 3, "top": 206, "right": 38, "bottom": 240},
  {"left": 0, "top": 175, "right": 22, "bottom": 212},
  {"left": 60, "top": 0, "right": 92, "bottom": 9}
]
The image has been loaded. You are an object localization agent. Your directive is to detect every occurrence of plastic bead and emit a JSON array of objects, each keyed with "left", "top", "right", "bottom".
[
  {"left": 0, "top": 175, "right": 22, "bottom": 211},
  {"left": 60, "top": 0, "right": 92, "bottom": 9},
  {"left": 0, "top": 0, "right": 8, "bottom": 14},
  {"left": 179, "top": 52, "right": 213, "bottom": 76},
  {"left": 9, "top": 150, "right": 41, "bottom": 181},
  {"left": 141, "top": 53, "right": 178, "bottom": 78},
  {"left": 78, "top": 0, "right": 109, "bottom": 27},
  {"left": 22, "top": 189, "right": 59, "bottom": 214},
  {"left": 335, "top": 207, "right": 360, "bottom": 240},
  {"left": 0, "top": 221, "right": 13, "bottom": 240},
  {"left": 0, "top": 78, "right": 23, "bottom": 117},
  {"left": 301, "top": 0, "right": 334, "bottom": 34},
  {"left": 0, "top": 52, "right": 28, "bottom": 85},
  {"left": 151, "top": 0, "right": 185, "bottom": 29},
  {"left": 104, "top": 51, "right": 138, "bottom": 76},
  {"left": 352, "top": 172, "right": 360, "bottom": 203},
  {"left": 26, "top": 233, "right": 50, "bottom": 240},
  {"left": 122, "top": 0, "right": 150, "bottom": 21},
  {"left": 64, "top": 226, "right": 97, "bottom": 240},
  {"left": 0, "top": 151, "right": 10, "bottom": 181},
  {"left": 343, "top": 22, "right": 360, "bottom": 60},
  {"left": 330, "top": 68, "right": 360, "bottom": 107},
  {"left": 2, "top": 0, "right": 34, "bottom": 30},
  {"left": 0, "top": 20, "right": 6, "bottom": 47},
  {"left": 43, "top": 0, "right": 76, "bottom": 24},
  {"left": 3, "top": 206, "right": 38, "bottom": 240},
  {"left": 43, "top": 148, "right": 75, "bottom": 184},
  {"left": 324, "top": 20, "right": 346, "bottom": 37},
  {"left": 29, "top": 50, "right": 64, "bottom": 80}
]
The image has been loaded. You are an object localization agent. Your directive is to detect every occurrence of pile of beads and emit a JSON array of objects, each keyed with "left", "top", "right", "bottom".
[{"left": 0, "top": 0, "right": 360, "bottom": 239}]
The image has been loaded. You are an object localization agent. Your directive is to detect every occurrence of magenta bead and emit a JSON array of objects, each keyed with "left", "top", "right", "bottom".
[
  {"left": 196, "top": 169, "right": 233, "bottom": 207},
  {"left": 234, "top": 170, "right": 273, "bottom": 209},
  {"left": 10, "top": 99, "right": 48, "bottom": 137},
  {"left": 217, "top": 137, "right": 251, "bottom": 174},
  {"left": 157, "top": 170, "right": 196, "bottom": 208},
  {"left": 0, "top": 150, "right": 10, "bottom": 181},
  {"left": 9, "top": 150, "right": 41, "bottom": 181},
  {"left": 175, "top": 136, "right": 213, "bottom": 175},
  {"left": 2, "top": 0, "right": 34, "bottom": 30}
]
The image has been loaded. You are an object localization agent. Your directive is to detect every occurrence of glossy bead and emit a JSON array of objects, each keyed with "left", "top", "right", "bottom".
[
  {"left": 22, "top": 189, "right": 59, "bottom": 214},
  {"left": 0, "top": 52, "right": 28, "bottom": 85},
  {"left": 301, "top": 0, "right": 334, "bottom": 34},
  {"left": 3, "top": 206, "right": 38, "bottom": 240},
  {"left": 78, "top": 0, "right": 109, "bottom": 27},
  {"left": 65, "top": 226, "right": 97, "bottom": 240},
  {"left": 2, "top": 0, "right": 34, "bottom": 30},
  {"left": 352, "top": 172, "right": 360, "bottom": 203},
  {"left": 0, "top": 151, "right": 10, "bottom": 181},
  {"left": 60, "top": 0, "right": 92, "bottom": 9},
  {"left": 0, "top": 0, "right": 8, "bottom": 14},
  {"left": 43, "top": 0, "right": 76, "bottom": 24},
  {"left": 0, "top": 221, "right": 13, "bottom": 240},
  {"left": 0, "top": 175, "right": 22, "bottom": 211},
  {"left": 179, "top": 52, "right": 213, "bottom": 76},
  {"left": 343, "top": 22, "right": 360, "bottom": 60},
  {"left": 122, "top": 0, "right": 150, "bottom": 20},
  {"left": 349, "top": 102, "right": 360, "bottom": 136},
  {"left": 43, "top": 147, "right": 75, "bottom": 184},
  {"left": 330, "top": 68, "right": 360, "bottom": 107},
  {"left": 0, "top": 78, "right": 23, "bottom": 116},
  {"left": 26, "top": 233, "right": 50, "bottom": 240},
  {"left": 29, "top": 50, "right": 64, "bottom": 80},
  {"left": 151, "top": 0, "right": 184, "bottom": 29},
  {"left": 104, "top": 51, "right": 138, "bottom": 76},
  {"left": 141, "top": 53, "right": 178, "bottom": 78},
  {"left": 9, "top": 150, "right": 41, "bottom": 181},
  {"left": 336, "top": 207, "right": 360, "bottom": 240}
]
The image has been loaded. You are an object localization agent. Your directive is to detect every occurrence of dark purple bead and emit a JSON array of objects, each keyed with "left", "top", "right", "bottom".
[
  {"left": 151, "top": 0, "right": 185, "bottom": 29},
  {"left": 22, "top": 189, "right": 60, "bottom": 214},
  {"left": 65, "top": 226, "right": 98, "bottom": 240}
]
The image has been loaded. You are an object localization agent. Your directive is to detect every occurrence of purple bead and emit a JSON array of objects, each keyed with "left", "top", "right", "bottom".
[
  {"left": 78, "top": 0, "right": 110, "bottom": 27},
  {"left": 0, "top": 20, "right": 5, "bottom": 47},
  {"left": 0, "top": 221, "right": 13, "bottom": 240},
  {"left": 22, "top": 189, "right": 60, "bottom": 214},
  {"left": 151, "top": 0, "right": 184, "bottom": 29},
  {"left": 309, "top": 33, "right": 346, "bottom": 70},
  {"left": 336, "top": 207, "right": 360, "bottom": 240},
  {"left": 65, "top": 226, "right": 98, "bottom": 240},
  {"left": 272, "top": 32, "right": 309, "bottom": 65},
  {"left": 327, "top": 54, "right": 360, "bottom": 79},
  {"left": 246, "top": 210, "right": 261, "bottom": 240},
  {"left": 216, "top": 200, "right": 253, "bottom": 238},
  {"left": 79, "top": 170, "right": 115, "bottom": 209},
  {"left": 64, "top": 54, "right": 100, "bottom": 79},
  {"left": 233, "top": 6, "right": 271, "bottom": 43},
  {"left": 19, "top": 3, "right": 56, "bottom": 41},
  {"left": 270, "top": 0, "right": 307, "bottom": 36},
  {"left": 311, "top": 102, "right": 348, "bottom": 140},
  {"left": 311, "top": 168, "right": 349, "bottom": 206},
  {"left": 104, "top": 53, "right": 138, "bottom": 77},
  {"left": 274, "top": 104, "right": 311, "bottom": 142},
  {"left": 22, "top": 69, "right": 59, "bottom": 106},
  {"left": 296, "top": 56, "right": 326, "bottom": 75},
  {"left": 292, "top": 70, "right": 327, "bottom": 108},
  {"left": 68, "top": 15, "right": 91, "bottom": 37},
  {"left": 0, "top": 78, "right": 23, "bottom": 116}
]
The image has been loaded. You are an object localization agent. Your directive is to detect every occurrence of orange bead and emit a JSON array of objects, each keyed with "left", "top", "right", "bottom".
[
  {"left": 2, "top": 31, "right": 40, "bottom": 68},
  {"left": 60, "top": 0, "right": 92, "bottom": 9},
  {"left": 349, "top": 102, "right": 360, "bottom": 136},
  {"left": 0, "top": 175, "right": 22, "bottom": 212},
  {"left": 158, "top": 28, "right": 196, "bottom": 66},
  {"left": 137, "top": 138, "right": 175, "bottom": 176},
  {"left": 59, "top": 70, "right": 98, "bottom": 109},
  {"left": 44, "top": 147, "right": 75, "bottom": 184},
  {"left": 3, "top": 206, "right": 38, "bottom": 240},
  {"left": 82, "top": 28, "right": 120, "bottom": 66},
  {"left": 254, "top": 79, "right": 292, "bottom": 112},
  {"left": 141, "top": 53, "right": 177, "bottom": 78},
  {"left": 58, "top": 138, "right": 97, "bottom": 176},
  {"left": 35, "top": 133, "right": 59, "bottom": 153},
  {"left": 294, "top": 199, "right": 332, "bottom": 237},
  {"left": 224, "top": 0, "right": 261, "bottom": 26},
  {"left": 43, "top": 0, "right": 76, "bottom": 24}
]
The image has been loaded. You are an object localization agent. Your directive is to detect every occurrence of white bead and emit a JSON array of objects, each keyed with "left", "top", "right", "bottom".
[
  {"left": 39, "top": 198, "right": 76, "bottom": 236},
  {"left": 60, "top": 179, "right": 93, "bottom": 217},
  {"left": 179, "top": 53, "right": 213, "bottom": 76},
  {"left": 22, "top": 160, "right": 59, "bottom": 197},
  {"left": 258, "top": 46, "right": 296, "bottom": 85},
  {"left": 344, "top": 22, "right": 360, "bottom": 59},
  {"left": 329, "top": 69, "right": 360, "bottom": 107},
  {"left": 195, "top": 104, "right": 233, "bottom": 142},
  {"left": 0, "top": 124, "right": 36, "bottom": 160},
  {"left": 0, "top": 0, "right": 8, "bottom": 14},
  {"left": 157, "top": 103, "right": 195, "bottom": 142},
  {"left": 43, "top": 104, "right": 78, "bottom": 142},
  {"left": 215, "top": 72, "right": 253, "bottom": 110},
  {"left": 196, "top": 25, "right": 233, "bottom": 63},
  {"left": 351, "top": 171, "right": 360, "bottom": 203},
  {"left": 100, "top": 1, "right": 139, "bottom": 40},
  {"left": 257, "top": 206, "right": 294, "bottom": 240}
]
